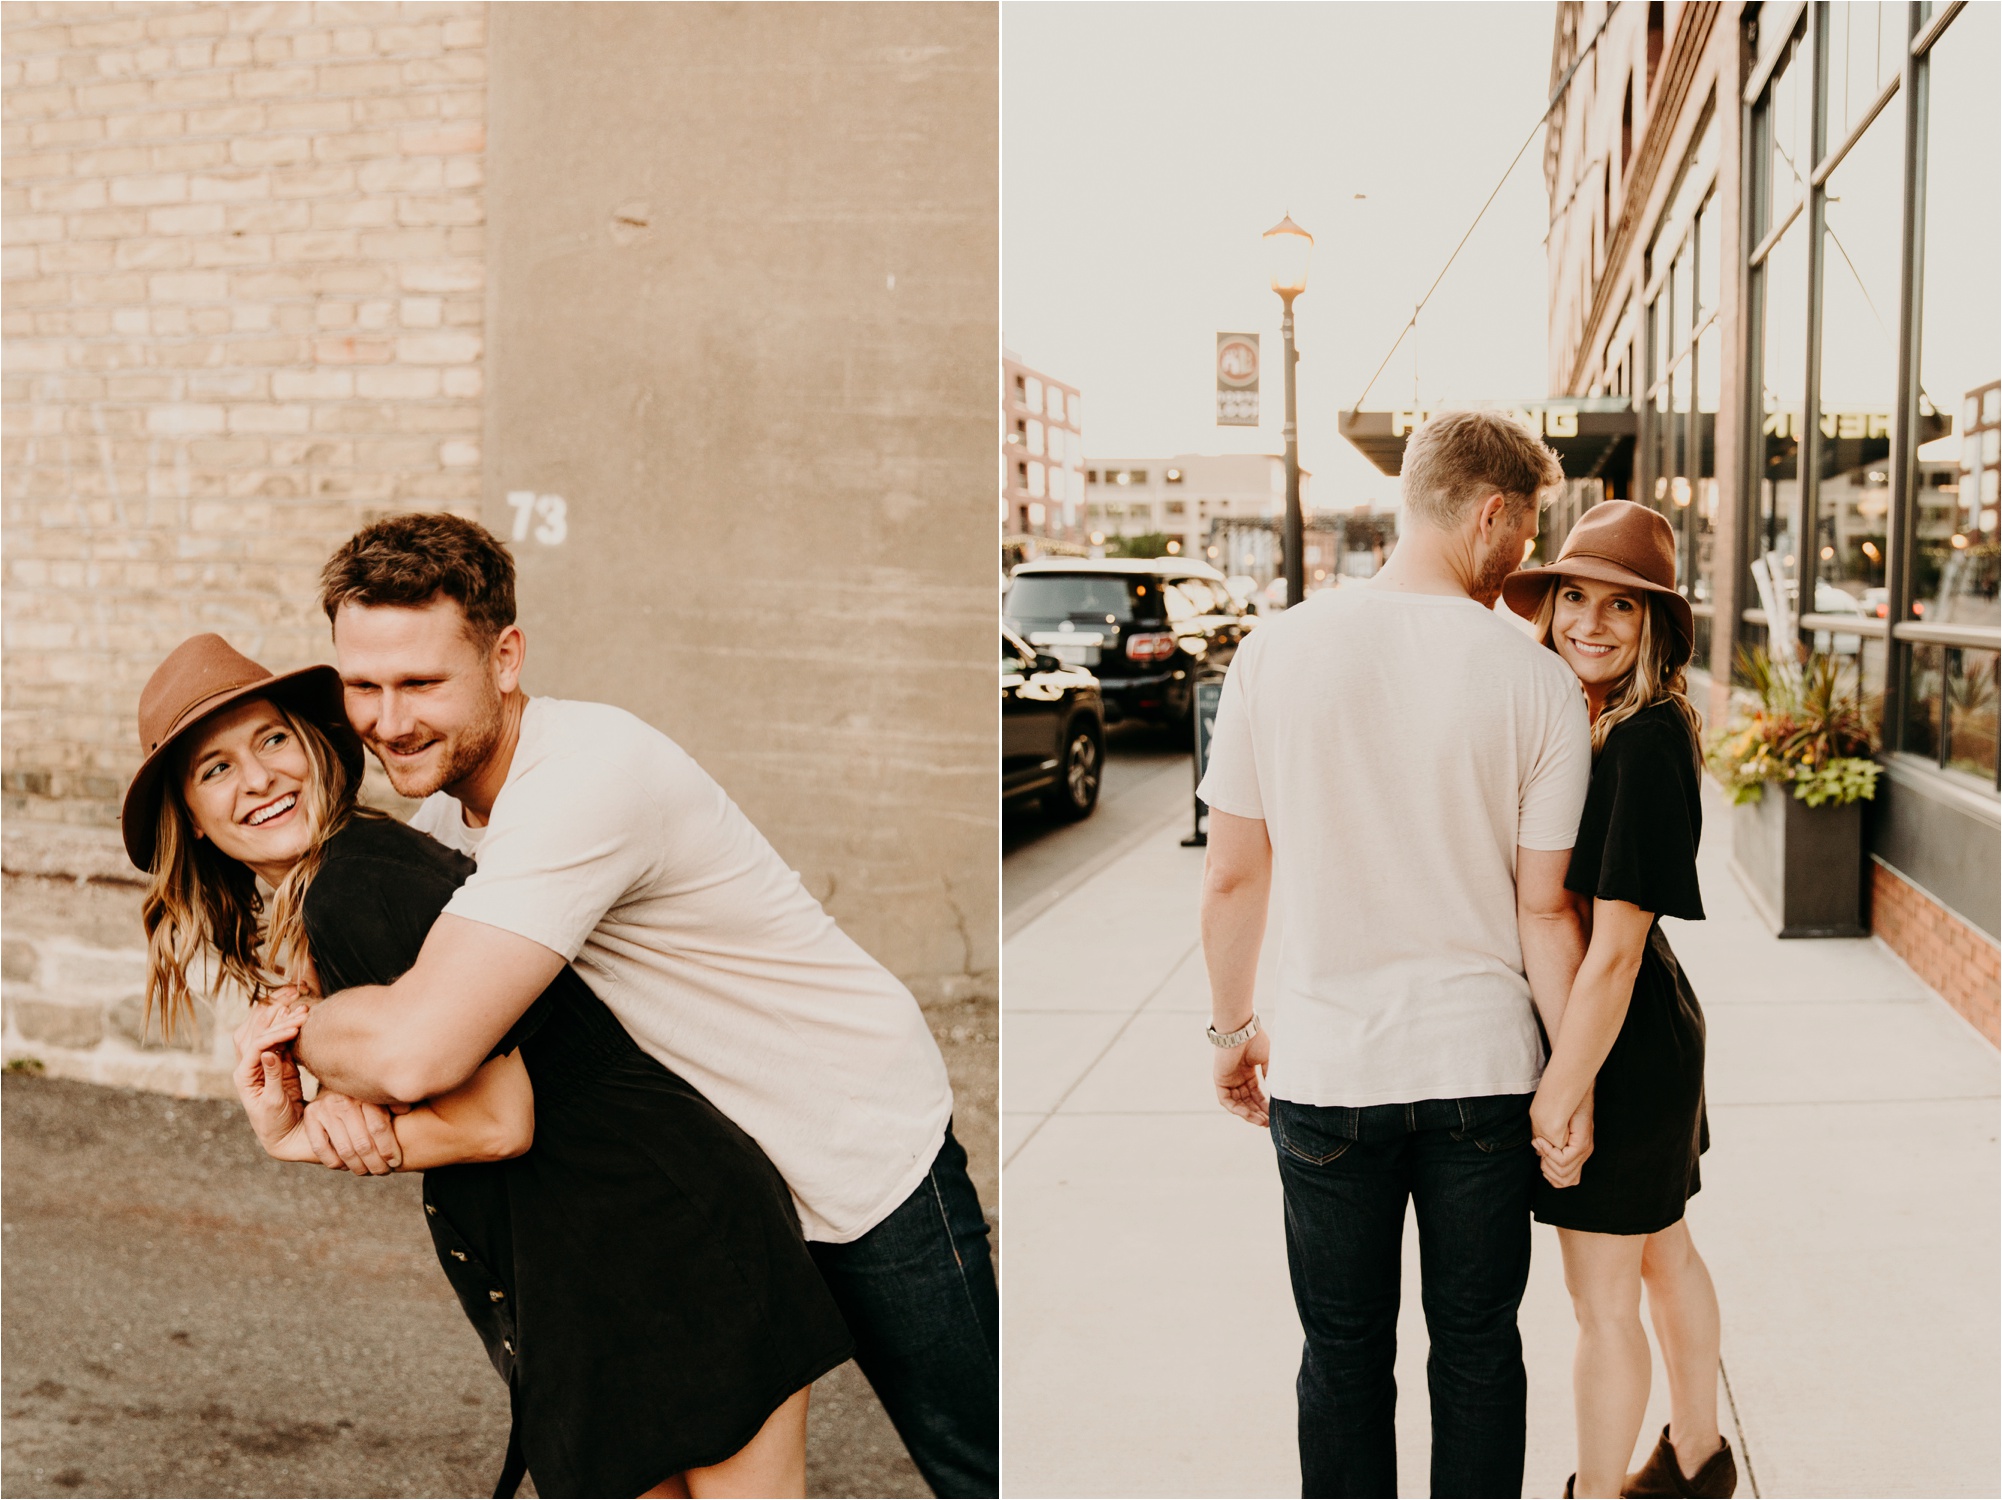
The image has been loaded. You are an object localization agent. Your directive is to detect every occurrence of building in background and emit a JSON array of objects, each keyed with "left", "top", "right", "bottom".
[
  {"left": 1083, "top": 452, "right": 1285, "bottom": 564},
  {"left": 1542, "top": 0, "right": 1998, "bottom": 1035},
  {"left": 0, "top": 3, "right": 1002, "bottom": 1183},
  {"left": 1001, "top": 349, "right": 1083, "bottom": 558}
]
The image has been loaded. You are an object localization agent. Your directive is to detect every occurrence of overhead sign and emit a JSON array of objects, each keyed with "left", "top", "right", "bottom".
[
  {"left": 1340, "top": 401, "right": 1639, "bottom": 478},
  {"left": 1216, "top": 333, "right": 1260, "bottom": 427},
  {"left": 1389, "top": 405, "right": 1582, "bottom": 438}
]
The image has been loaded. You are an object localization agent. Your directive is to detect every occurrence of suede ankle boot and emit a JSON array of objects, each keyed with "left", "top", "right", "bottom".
[{"left": 1622, "top": 1425, "right": 1737, "bottom": 1498}]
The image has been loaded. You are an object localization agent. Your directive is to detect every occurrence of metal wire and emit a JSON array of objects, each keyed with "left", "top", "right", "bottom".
[{"left": 1351, "top": 1, "right": 1625, "bottom": 412}]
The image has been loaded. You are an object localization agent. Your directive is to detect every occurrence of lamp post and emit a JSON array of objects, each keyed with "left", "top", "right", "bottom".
[{"left": 1263, "top": 214, "right": 1313, "bottom": 607}]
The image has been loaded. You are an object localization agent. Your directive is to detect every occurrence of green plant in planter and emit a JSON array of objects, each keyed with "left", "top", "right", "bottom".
[{"left": 1705, "top": 648, "right": 1881, "bottom": 807}]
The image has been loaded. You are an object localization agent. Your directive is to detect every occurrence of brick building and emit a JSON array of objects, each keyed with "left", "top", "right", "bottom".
[
  {"left": 1001, "top": 349, "right": 1083, "bottom": 553},
  {"left": 2, "top": 0, "right": 1003, "bottom": 1152}
]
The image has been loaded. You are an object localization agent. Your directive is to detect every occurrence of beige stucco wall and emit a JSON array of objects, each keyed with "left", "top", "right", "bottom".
[{"left": 480, "top": 1, "right": 999, "bottom": 1182}]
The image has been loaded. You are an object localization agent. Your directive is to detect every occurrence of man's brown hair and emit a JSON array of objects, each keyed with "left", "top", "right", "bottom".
[
  {"left": 320, "top": 511, "right": 516, "bottom": 644},
  {"left": 1400, "top": 410, "right": 1565, "bottom": 528}
]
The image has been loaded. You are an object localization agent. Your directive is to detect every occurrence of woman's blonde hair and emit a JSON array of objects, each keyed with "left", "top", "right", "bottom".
[
  {"left": 141, "top": 699, "right": 378, "bottom": 1041},
  {"left": 1532, "top": 582, "right": 1705, "bottom": 766}
]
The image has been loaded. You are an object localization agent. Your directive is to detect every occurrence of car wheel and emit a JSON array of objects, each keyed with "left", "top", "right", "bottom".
[{"left": 1044, "top": 717, "right": 1103, "bottom": 820}]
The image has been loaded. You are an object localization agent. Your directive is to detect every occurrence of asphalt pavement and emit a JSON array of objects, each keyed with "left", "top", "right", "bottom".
[
  {"left": 0, "top": 1075, "right": 925, "bottom": 1499},
  {"left": 1003, "top": 720, "right": 1199, "bottom": 937}
]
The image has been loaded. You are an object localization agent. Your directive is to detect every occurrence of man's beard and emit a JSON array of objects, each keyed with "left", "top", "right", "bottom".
[
  {"left": 1469, "top": 541, "right": 1521, "bottom": 608},
  {"left": 372, "top": 691, "right": 505, "bottom": 800}
]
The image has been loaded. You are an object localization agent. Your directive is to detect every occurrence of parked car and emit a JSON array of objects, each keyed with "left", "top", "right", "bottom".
[
  {"left": 1003, "top": 558, "right": 1251, "bottom": 727},
  {"left": 1003, "top": 627, "right": 1104, "bottom": 820}
]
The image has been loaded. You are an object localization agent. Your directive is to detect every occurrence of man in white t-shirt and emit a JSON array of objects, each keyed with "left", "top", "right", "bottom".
[
  {"left": 1197, "top": 411, "right": 1593, "bottom": 1498},
  {"left": 291, "top": 514, "right": 995, "bottom": 1497}
]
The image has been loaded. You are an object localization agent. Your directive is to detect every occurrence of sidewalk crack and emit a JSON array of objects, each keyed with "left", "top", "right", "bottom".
[{"left": 1720, "top": 1357, "right": 1762, "bottom": 1498}]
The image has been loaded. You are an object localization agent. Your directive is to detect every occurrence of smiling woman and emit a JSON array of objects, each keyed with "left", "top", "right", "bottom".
[
  {"left": 117, "top": 635, "right": 370, "bottom": 1043},
  {"left": 180, "top": 703, "right": 317, "bottom": 878}
]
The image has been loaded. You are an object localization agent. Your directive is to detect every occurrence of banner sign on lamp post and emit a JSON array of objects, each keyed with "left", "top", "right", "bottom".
[{"left": 1216, "top": 333, "right": 1260, "bottom": 426}]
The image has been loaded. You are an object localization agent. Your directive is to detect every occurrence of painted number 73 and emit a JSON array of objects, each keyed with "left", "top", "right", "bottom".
[{"left": 506, "top": 491, "right": 568, "bottom": 545}]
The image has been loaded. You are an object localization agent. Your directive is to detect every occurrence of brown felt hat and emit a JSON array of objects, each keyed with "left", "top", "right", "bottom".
[
  {"left": 120, "top": 633, "right": 364, "bottom": 873},
  {"left": 1502, "top": 500, "right": 1695, "bottom": 650}
]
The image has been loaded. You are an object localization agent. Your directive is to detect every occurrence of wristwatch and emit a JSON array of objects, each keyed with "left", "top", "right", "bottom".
[{"left": 1206, "top": 1014, "right": 1260, "bottom": 1048}]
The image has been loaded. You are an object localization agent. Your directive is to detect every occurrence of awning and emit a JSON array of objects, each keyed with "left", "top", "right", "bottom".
[{"left": 1340, "top": 401, "right": 1640, "bottom": 479}]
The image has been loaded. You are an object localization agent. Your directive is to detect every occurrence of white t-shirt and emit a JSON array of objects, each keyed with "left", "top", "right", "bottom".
[
  {"left": 411, "top": 696, "right": 954, "bottom": 1243},
  {"left": 1197, "top": 587, "right": 1591, "bottom": 1108}
]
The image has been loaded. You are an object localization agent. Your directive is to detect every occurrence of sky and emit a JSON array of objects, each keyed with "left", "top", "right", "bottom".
[{"left": 1003, "top": 1, "right": 1561, "bottom": 511}]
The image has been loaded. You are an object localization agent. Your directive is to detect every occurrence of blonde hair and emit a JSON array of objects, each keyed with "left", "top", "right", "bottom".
[
  {"left": 1531, "top": 584, "right": 1705, "bottom": 766},
  {"left": 1401, "top": 410, "right": 1565, "bottom": 528},
  {"left": 141, "top": 701, "right": 379, "bottom": 1041}
]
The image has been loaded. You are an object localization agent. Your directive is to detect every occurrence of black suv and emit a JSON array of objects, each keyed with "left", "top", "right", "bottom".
[
  {"left": 1003, "top": 627, "right": 1104, "bottom": 819},
  {"left": 1004, "top": 559, "right": 1252, "bottom": 727}
]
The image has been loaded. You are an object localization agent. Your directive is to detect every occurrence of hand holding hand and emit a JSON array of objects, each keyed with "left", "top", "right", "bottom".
[
  {"left": 231, "top": 1002, "right": 308, "bottom": 1154},
  {"left": 303, "top": 1091, "right": 403, "bottom": 1175},
  {"left": 1532, "top": 1091, "right": 1594, "bottom": 1189},
  {"left": 1213, "top": 1027, "right": 1272, "bottom": 1128}
]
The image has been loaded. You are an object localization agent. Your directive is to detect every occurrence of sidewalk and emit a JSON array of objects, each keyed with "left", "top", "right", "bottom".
[{"left": 1001, "top": 779, "right": 2000, "bottom": 1498}]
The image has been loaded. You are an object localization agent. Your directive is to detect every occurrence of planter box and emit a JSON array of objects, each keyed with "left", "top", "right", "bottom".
[{"left": 1730, "top": 787, "right": 1869, "bottom": 937}]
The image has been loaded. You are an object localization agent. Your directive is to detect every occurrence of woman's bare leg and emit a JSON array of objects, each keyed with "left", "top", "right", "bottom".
[
  {"left": 640, "top": 1387, "right": 811, "bottom": 1500},
  {"left": 1641, "top": 1218, "right": 1723, "bottom": 1477},
  {"left": 1559, "top": 1227, "right": 1651, "bottom": 1497}
]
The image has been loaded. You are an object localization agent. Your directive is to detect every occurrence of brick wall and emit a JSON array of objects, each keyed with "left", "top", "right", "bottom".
[
  {"left": 2, "top": 0, "right": 487, "bottom": 1091},
  {"left": 3, "top": 0, "right": 486, "bottom": 827},
  {"left": 1872, "top": 859, "right": 2001, "bottom": 1046}
]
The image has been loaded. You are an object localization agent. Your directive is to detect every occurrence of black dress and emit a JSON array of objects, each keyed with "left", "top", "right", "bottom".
[
  {"left": 1533, "top": 701, "right": 1712, "bottom": 1237},
  {"left": 301, "top": 816, "right": 853, "bottom": 1499}
]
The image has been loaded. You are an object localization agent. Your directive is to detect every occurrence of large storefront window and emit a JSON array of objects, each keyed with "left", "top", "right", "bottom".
[
  {"left": 1766, "top": 26, "right": 1811, "bottom": 225},
  {"left": 1825, "top": 2, "right": 1904, "bottom": 145},
  {"left": 1903, "top": 1, "right": 2001, "bottom": 783},
  {"left": 1915, "top": 0, "right": 2000, "bottom": 632},
  {"left": 1644, "top": 108, "right": 1720, "bottom": 622},
  {"left": 1755, "top": 221, "right": 1807, "bottom": 575},
  {"left": 1813, "top": 78, "right": 1901, "bottom": 686}
]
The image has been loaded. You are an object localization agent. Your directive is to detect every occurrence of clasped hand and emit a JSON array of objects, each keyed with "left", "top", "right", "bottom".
[
  {"left": 1529, "top": 1088, "right": 1594, "bottom": 1189},
  {"left": 232, "top": 990, "right": 404, "bottom": 1176}
]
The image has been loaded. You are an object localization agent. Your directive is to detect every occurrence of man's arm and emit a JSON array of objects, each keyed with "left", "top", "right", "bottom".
[
  {"left": 295, "top": 915, "right": 566, "bottom": 1104},
  {"left": 1530, "top": 897, "right": 1652, "bottom": 1146},
  {"left": 1516, "top": 846, "right": 1586, "bottom": 1046},
  {"left": 297, "top": 1052, "right": 536, "bottom": 1174},
  {"left": 1201, "top": 809, "right": 1274, "bottom": 1127},
  {"left": 1517, "top": 845, "right": 1593, "bottom": 1185}
]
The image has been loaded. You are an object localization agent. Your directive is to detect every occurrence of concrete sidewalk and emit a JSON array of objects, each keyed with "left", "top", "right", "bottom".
[{"left": 1000, "top": 780, "right": 2000, "bottom": 1498}]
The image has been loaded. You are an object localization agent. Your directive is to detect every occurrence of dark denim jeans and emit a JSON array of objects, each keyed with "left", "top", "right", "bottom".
[
  {"left": 1271, "top": 1094, "right": 1537, "bottom": 1499},
  {"left": 808, "top": 1122, "right": 998, "bottom": 1498}
]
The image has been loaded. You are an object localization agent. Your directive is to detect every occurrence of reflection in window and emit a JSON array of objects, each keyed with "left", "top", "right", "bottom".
[
  {"left": 1915, "top": 1, "right": 2000, "bottom": 630},
  {"left": 1646, "top": 108, "right": 1721, "bottom": 618},
  {"left": 1825, "top": 2, "right": 1903, "bottom": 150},
  {"left": 1765, "top": 26, "right": 1811, "bottom": 229},
  {"left": 1756, "top": 222, "right": 1808, "bottom": 575},
  {"left": 1697, "top": 200, "right": 1720, "bottom": 322},
  {"left": 1906, "top": 645, "right": 2001, "bottom": 783},
  {"left": 1695, "top": 320, "right": 1720, "bottom": 610},
  {"left": 1815, "top": 89, "right": 1902, "bottom": 631}
]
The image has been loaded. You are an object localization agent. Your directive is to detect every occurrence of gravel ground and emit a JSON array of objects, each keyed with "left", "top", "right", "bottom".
[{"left": 1, "top": 1073, "right": 926, "bottom": 1498}]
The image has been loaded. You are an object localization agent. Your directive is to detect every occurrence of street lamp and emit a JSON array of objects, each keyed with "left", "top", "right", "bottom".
[{"left": 1263, "top": 214, "right": 1313, "bottom": 607}]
